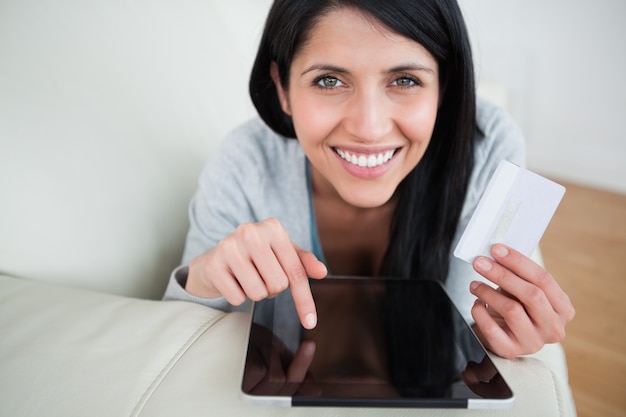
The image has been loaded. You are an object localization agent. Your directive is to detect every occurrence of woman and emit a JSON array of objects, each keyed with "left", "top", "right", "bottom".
[{"left": 164, "top": 0, "right": 574, "bottom": 359}]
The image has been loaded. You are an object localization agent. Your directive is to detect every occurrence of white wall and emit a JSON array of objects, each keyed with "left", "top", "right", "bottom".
[
  {"left": 460, "top": 0, "right": 626, "bottom": 194},
  {"left": 0, "top": 0, "right": 275, "bottom": 296}
]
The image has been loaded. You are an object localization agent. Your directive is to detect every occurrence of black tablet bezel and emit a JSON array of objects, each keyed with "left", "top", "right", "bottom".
[{"left": 241, "top": 277, "right": 514, "bottom": 409}]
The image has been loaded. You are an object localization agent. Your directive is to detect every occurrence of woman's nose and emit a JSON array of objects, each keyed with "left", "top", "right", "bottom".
[{"left": 343, "top": 89, "right": 393, "bottom": 143}]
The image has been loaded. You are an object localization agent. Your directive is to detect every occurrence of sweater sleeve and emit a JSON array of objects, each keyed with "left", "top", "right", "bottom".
[
  {"left": 162, "top": 119, "right": 311, "bottom": 307},
  {"left": 445, "top": 97, "right": 527, "bottom": 322},
  {"left": 162, "top": 266, "right": 250, "bottom": 312}
]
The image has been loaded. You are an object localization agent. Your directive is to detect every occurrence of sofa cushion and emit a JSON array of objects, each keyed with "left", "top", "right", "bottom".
[{"left": 0, "top": 275, "right": 226, "bottom": 416}]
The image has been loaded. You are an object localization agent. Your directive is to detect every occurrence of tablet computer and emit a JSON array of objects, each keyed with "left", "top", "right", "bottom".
[{"left": 241, "top": 277, "right": 514, "bottom": 409}]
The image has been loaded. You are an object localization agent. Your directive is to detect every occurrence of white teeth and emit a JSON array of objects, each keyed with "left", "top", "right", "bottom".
[{"left": 336, "top": 148, "right": 396, "bottom": 168}]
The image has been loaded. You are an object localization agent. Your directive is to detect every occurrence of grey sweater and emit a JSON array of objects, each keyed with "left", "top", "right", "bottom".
[{"left": 163, "top": 98, "right": 526, "bottom": 322}]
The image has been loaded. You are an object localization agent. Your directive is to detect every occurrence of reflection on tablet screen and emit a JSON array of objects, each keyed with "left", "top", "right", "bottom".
[{"left": 241, "top": 277, "right": 514, "bottom": 408}]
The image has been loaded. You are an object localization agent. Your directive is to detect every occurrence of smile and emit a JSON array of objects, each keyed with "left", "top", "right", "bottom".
[{"left": 334, "top": 148, "right": 398, "bottom": 168}]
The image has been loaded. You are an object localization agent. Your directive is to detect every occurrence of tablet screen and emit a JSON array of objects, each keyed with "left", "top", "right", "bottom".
[{"left": 241, "top": 277, "right": 513, "bottom": 408}]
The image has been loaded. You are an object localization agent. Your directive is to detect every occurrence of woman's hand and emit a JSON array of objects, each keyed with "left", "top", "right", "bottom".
[
  {"left": 186, "top": 218, "right": 328, "bottom": 329},
  {"left": 470, "top": 244, "right": 575, "bottom": 359}
]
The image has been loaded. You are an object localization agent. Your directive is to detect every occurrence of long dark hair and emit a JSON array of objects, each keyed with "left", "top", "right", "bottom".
[{"left": 250, "top": 0, "right": 477, "bottom": 283}]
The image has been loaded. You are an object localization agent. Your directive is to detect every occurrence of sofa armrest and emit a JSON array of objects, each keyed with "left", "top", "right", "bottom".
[
  {"left": 0, "top": 275, "right": 573, "bottom": 417},
  {"left": 0, "top": 275, "right": 226, "bottom": 416}
]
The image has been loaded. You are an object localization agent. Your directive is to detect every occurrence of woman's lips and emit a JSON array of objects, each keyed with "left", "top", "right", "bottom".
[
  {"left": 334, "top": 147, "right": 397, "bottom": 168},
  {"left": 332, "top": 146, "right": 400, "bottom": 178}
]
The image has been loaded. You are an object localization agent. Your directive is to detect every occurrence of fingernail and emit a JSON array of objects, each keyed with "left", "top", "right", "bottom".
[
  {"left": 474, "top": 258, "right": 492, "bottom": 272},
  {"left": 304, "top": 313, "right": 317, "bottom": 329},
  {"left": 470, "top": 281, "right": 481, "bottom": 292},
  {"left": 493, "top": 244, "right": 509, "bottom": 258}
]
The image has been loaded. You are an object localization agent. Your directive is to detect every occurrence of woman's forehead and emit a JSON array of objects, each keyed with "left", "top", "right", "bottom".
[{"left": 292, "top": 7, "right": 437, "bottom": 73}]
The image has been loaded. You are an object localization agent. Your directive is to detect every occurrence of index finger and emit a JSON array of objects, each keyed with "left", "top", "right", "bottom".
[
  {"left": 271, "top": 241, "right": 318, "bottom": 329},
  {"left": 288, "top": 266, "right": 318, "bottom": 329}
]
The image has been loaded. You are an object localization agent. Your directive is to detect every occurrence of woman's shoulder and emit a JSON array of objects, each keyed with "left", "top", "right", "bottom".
[
  {"left": 463, "top": 98, "right": 527, "bottom": 219},
  {"left": 474, "top": 97, "right": 526, "bottom": 167},
  {"left": 202, "top": 118, "right": 306, "bottom": 189},
  {"left": 219, "top": 118, "right": 304, "bottom": 162}
]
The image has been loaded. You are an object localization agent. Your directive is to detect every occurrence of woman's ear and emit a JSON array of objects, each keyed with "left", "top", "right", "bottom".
[{"left": 270, "top": 61, "right": 291, "bottom": 115}]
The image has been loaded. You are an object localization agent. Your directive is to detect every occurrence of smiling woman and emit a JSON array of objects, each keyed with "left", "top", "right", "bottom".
[
  {"left": 247, "top": 0, "right": 478, "bottom": 295},
  {"left": 163, "top": 0, "right": 575, "bottom": 364},
  {"left": 0, "top": 0, "right": 579, "bottom": 415}
]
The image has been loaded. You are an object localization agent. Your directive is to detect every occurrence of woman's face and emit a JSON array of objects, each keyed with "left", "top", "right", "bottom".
[{"left": 272, "top": 7, "right": 440, "bottom": 208}]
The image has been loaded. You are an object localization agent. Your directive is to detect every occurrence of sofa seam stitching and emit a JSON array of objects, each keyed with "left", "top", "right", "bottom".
[
  {"left": 551, "top": 368, "right": 566, "bottom": 416},
  {"left": 128, "top": 312, "right": 227, "bottom": 417}
]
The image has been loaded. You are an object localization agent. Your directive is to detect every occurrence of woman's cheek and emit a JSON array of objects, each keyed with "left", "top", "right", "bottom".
[{"left": 292, "top": 99, "right": 342, "bottom": 142}]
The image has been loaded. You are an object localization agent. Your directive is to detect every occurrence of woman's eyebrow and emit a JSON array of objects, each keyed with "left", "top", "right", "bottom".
[
  {"left": 387, "top": 63, "right": 435, "bottom": 74},
  {"left": 300, "top": 64, "right": 348, "bottom": 76},
  {"left": 300, "top": 62, "right": 435, "bottom": 77}
]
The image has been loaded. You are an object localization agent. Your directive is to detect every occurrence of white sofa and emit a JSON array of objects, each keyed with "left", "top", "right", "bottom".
[{"left": 0, "top": 1, "right": 576, "bottom": 416}]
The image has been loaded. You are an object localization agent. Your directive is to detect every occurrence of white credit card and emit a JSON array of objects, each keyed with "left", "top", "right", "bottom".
[{"left": 454, "top": 160, "right": 565, "bottom": 263}]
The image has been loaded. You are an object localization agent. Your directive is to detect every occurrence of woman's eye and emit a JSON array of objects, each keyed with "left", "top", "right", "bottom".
[
  {"left": 316, "top": 76, "right": 342, "bottom": 89},
  {"left": 392, "top": 76, "right": 418, "bottom": 88}
]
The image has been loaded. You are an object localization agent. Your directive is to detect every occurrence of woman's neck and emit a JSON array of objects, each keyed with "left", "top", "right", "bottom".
[{"left": 310, "top": 169, "right": 397, "bottom": 276}]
